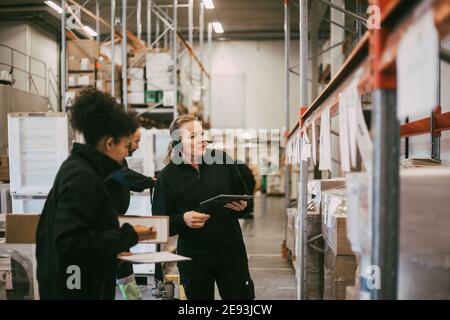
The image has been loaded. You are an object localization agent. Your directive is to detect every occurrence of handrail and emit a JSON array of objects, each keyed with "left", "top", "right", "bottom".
[{"left": 0, "top": 43, "right": 52, "bottom": 101}]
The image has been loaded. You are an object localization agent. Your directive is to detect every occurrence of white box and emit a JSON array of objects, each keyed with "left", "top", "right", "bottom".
[
  {"left": 11, "top": 195, "right": 47, "bottom": 214},
  {"left": 8, "top": 113, "right": 69, "bottom": 195},
  {"left": 128, "top": 79, "right": 145, "bottom": 92},
  {"left": 127, "top": 92, "right": 145, "bottom": 105},
  {"left": 146, "top": 52, "right": 173, "bottom": 91},
  {"left": 128, "top": 68, "right": 144, "bottom": 79},
  {"left": 68, "top": 75, "right": 76, "bottom": 87}
]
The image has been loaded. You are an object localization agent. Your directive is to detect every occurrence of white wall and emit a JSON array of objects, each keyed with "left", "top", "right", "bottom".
[
  {"left": 182, "top": 40, "right": 300, "bottom": 131},
  {"left": 0, "top": 22, "right": 59, "bottom": 110}
]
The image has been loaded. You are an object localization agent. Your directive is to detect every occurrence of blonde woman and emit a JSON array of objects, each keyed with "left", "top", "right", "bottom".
[{"left": 152, "top": 115, "right": 255, "bottom": 300}]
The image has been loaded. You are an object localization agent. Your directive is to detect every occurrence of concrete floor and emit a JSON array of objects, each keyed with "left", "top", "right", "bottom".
[
  {"left": 117, "top": 193, "right": 298, "bottom": 300},
  {"left": 241, "top": 193, "right": 297, "bottom": 300}
]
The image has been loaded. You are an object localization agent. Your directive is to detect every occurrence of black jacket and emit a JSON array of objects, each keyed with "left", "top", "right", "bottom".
[
  {"left": 152, "top": 150, "right": 251, "bottom": 269},
  {"left": 36, "top": 143, "right": 139, "bottom": 300},
  {"left": 105, "top": 159, "right": 155, "bottom": 216}
]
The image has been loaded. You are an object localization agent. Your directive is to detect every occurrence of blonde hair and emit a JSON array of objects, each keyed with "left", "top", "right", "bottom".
[{"left": 164, "top": 115, "right": 198, "bottom": 165}]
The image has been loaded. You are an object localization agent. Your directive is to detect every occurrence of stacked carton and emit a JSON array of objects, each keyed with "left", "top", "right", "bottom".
[
  {"left": 321, "top": 186, "right": 357, "bottom": 300},
  {"left": 96, "top": 62, "right": 121, "bottom": 97},
  {"left": 307, "top": 179, "right": 346, "bottom": 299},
  {"left": 66, "top": 40, "right": 99, "bottom": 107}
]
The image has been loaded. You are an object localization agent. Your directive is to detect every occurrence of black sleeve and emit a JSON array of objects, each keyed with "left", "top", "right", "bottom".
[
  {"left": 54, "top": 174, "right": 138, "bottom": 260},
  {"left": 111, "top": 167, "right": 155, "bottom": 192},
  {"left": 152, "top": 174, "right": 188, "bottom": 236}
]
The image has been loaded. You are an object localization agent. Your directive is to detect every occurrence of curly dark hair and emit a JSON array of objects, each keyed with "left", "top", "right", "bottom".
[{"left": 70, "top": 87, "right": 138, "bottom": 146}]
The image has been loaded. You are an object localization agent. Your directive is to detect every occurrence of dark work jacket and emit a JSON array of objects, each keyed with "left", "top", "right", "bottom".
[
  {"left": 152, "top": 149, "right": 251, "bottom": 269},
  {"left": 105, "top": 159, "right": 155, "bottom": 216},
  {"left": 36, "top": 143, "right": 139, "bottom": 300}
]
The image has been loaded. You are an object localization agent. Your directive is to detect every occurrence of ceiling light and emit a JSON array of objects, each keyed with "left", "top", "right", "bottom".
[
  {"left": 83, "top": 25, "right": 98, "bottom": 37},
  {"left": 45, "top": 1, "right": 63, "bottom": 14},
  {"left": 212, "top": 22, "right": 224, "bottom": 34},
  {"left": 203, "top": 0, "right": 215, "bottom": 9}
]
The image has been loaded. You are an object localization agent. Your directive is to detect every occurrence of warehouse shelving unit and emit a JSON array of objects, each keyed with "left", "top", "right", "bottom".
[
  {"left": 285, "top": 0, "right": 450, "bottom": 300},
  {"left": 59, "top": 0, "right": 211, "bottom": 122}
]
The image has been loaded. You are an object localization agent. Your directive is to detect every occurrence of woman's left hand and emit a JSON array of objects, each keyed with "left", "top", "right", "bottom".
[{"left": 224, "top": 200, "right": 247, "bottom": 212}]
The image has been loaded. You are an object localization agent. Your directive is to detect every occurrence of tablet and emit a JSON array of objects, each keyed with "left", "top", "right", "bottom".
[{"left": 199, "top": 194, "right": 253, "bottom": 209}]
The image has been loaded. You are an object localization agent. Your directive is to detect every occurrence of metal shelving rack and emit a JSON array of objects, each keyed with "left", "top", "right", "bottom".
[
  {"left": 285, "top": 0, "right": 450, "bottom": 300},
  {"left": 60, "top": 0, "right": 211, "bottom": 121}
]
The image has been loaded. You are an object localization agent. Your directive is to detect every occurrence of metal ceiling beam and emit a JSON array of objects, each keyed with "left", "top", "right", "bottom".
[{"left": 315, "top": 0, "right": 367, "bottom": 24}]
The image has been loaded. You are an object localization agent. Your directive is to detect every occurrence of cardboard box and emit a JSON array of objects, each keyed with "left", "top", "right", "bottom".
[
  {"left": 321, "top": 187, "right": 353, "bottom": 256},
  {"left": 67, "top": 40, "right": 99, "bottom": 59},
  {"left": 5, "top": 214, "right": 40, "bottom": 244},
  {"left": 97, "top": 63, "right": 121, "bottom": 80},
  {"left": 267, "top": 172, "right": 284, "bottom": 195},
  {"left": 68, "top": 56, "right": 95, "bottom": 72},
  {"left": 128, "top": 79, "right": 145, "bottom": 92},
  {"left": 0, "top": 156, "right": 9, "bottom": 182},
  {"left": 128, "top": 92, "right": 145, "bottom": 105},
  {"left": 323, "top": 245, "right": 357, "bottom": 300},
  {"left": 68, "top": 72, "right": 95, "bottom": 88},
  {"left": 307, "top": 178, "right": 346, "bottom": 215}
]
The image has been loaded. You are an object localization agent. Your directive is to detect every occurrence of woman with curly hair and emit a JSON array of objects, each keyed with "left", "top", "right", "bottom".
[{"left": 36, "top": 88, "right": 156, "bottom": 300}]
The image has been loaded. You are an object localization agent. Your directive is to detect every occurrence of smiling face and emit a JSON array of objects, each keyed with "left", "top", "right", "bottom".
[
  {"left": 128, "top": 129, "right": 141, "bottom": 156},
  {"left": 179, "top": 120, "right": 207, "bottom": 161}
]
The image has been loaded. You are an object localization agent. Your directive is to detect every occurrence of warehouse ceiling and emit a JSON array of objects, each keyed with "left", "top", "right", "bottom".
[{"left": 0, "top": 0, "right": 365, "bottom": 41}]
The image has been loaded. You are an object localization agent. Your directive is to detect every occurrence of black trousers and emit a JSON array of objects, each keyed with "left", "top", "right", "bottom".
[{"left": 179, "top": 264, "right": 255, "bottom": 300}]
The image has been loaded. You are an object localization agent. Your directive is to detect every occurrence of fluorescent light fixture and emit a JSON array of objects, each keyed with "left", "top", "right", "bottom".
[
  {"left": 203, "top": 0, "right": 215, "bottom": 9},
  {"left": 83, "top": 25, "right": 98, "bottom": 37},
  {"left": 45, "top": 1, "right": 63, "bottom": 14},
  {"left": 212, "top": 22, "right": 224, "bottom": 34}
]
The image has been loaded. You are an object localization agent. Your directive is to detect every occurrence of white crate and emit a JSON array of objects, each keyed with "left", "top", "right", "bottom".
[
  {"left": 125, "top": 194, "right": 152, "bottom": 216},
  {"left": 11, "top": 195, "right": 47, "bottom": 214},
  {"left": 126, "top": 128, "right": 155, "bottom": 177},
  {"left": 128, "top": 68, "right": 144, "bottom": 79},
  {"left": 8, "top": 113, "right": 69, "bottom": 195}
]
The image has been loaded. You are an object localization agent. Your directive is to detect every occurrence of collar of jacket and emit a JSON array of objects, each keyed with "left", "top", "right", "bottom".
[{"left": 71, "top": 143, "right": 123, "bottom": 180}]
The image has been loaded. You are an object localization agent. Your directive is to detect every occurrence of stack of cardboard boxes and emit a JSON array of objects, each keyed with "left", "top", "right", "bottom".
[
  {"left": 307, "top": 179, "right": 345, "bottom": 299},
  {"left": 66, "top": 40, "right": 122, "bottom": 106},
  {"left": 96, "top": 62, "right": 121, "bottom": 98},
  {"left": 127, "top": 68, "right": 145, "bottom": 105},
  {"left": 66, "top": 40, "right": 99, "bottom": 106},
  {"left": 321, "top": 186, "right": 357, "bottom": 300}
]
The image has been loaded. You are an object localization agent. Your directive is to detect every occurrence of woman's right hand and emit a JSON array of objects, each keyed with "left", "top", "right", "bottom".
[
  {"left": 133, "top": 225, "right": 158, "bottom": 241},
  {"left": 183, "top": 211, "right": 210, "bottom": 229}
]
